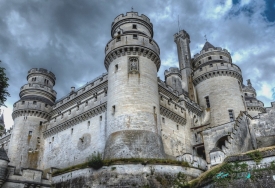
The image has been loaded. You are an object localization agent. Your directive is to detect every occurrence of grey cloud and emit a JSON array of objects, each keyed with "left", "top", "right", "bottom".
[{"left": 0, "top": 0, "right": 274, "bottom": 128}]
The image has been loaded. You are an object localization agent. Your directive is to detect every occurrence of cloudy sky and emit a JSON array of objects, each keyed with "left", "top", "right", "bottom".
[{"left": 0, "top": 0, "right": 275, "bottom": 129}]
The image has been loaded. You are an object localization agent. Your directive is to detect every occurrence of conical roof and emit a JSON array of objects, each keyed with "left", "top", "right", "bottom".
[
  {"left": 0, "top": 147, "right": 9, "bottom": 162},
  {"left": 202, "top": 41, "right": 215, "bottom": 51}
]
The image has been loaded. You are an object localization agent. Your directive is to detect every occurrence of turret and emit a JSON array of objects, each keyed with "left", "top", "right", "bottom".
[
  {"left": 192, "top": 42, "right": 246, "bottom": 163},
  {"left": 243, "top": 79, "right": 265, "bottom": 117},
  {"left": 104, "top": 12, "right": 165, "bottom": 159},
  {"left": 174, "top": 30, "right": 195, "bottom": 101},
  {"left": 9, "top": 68, "right": 56, "bottom": 170}
]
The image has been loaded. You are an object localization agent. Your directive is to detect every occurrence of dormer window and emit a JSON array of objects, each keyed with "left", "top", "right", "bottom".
[
  {"left": 116, "top": 36, "right": 121, "bottom": 42},
  {"left": 132, "top": 24, "right": 137, "bottom": 29}
]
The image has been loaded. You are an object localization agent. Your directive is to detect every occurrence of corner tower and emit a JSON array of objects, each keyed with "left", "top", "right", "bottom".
[
  {"left": 192, "top": 42, "right": 246, "bottom": 126},
  {"left": 174, "top": 30, "right": 195, "bottom": 101},
  {"left": 104, "top": 12, "right": 165, "bottom": 159},
  {"left": 9, "top": 68, "right": 56, "bottom": 169}
]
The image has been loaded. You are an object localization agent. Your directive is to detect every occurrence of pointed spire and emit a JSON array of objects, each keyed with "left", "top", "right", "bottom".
[{"left": 202, "top": 41, "right": 215, "bottom": 51}]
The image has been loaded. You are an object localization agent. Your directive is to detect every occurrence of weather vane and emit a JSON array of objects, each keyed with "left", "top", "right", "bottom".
[
  {"left": 204, "top": 35, "right": 207, "bottom": 42},
  {"left": 131, "top": 6, "right": 134, "bottom": 12}
]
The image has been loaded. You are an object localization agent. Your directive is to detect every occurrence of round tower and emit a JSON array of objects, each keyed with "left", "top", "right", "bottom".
[
  {"left": 192, "top": 42, "right": 245, "bottom": 126},
  {"left": 9, "top": 68, "right": 56, "bottom": 169},
  {"left": 104, "top": 12, "right": 165, "bottom": 159},
  {"left": 243, "top": 79, "right": 265, "bottom": 117}
]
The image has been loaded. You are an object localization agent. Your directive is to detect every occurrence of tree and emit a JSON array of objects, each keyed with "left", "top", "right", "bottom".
[{"left": 0, "top": 60, "right": 10, "bottom": 107}]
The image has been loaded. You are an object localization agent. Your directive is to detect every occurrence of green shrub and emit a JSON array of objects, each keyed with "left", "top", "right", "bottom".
[{"left": 87, "top": 152, "right": 103, "bottom": 169}]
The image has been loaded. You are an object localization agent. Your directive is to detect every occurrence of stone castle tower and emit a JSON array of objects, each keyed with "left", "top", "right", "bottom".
[
  {"left": 0, "top": 11, "right": 274, "bottom": 187},
  {"left": 9, "top": 68, "right": 56, "bottom": 169},
  {"left": 104, "top": 12, "right": 165, "bottom": 159}
]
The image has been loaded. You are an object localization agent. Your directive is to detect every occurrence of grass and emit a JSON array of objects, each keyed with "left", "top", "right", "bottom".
[{"left": 52, "top": 157, "right": 190, "bottom": 176}]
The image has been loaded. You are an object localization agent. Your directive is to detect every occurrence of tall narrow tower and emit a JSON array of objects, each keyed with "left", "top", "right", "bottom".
[
  {"left": 174, "top": 30, "right": 195, "bottom": 100},
  {"left": 9, "top": 68, "right": 56, "bottom": 169},
  {"left": 104, "top": 12, "right": 165, "bottom": 159}
]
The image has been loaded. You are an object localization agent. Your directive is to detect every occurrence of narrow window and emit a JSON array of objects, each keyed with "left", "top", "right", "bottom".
[
  {"left": 116, "top": 36, "right": 121, "bottom": 42},
  {"left": 45, "top": 104, "right": 48, "bottom": 108},
  {"left": 71, "top": 128, "right": 73, "bottom": 134},
  {"left": 52, "top": 137, "right": 54, "bottom": 142},
  {"left": 61, "top": 114, "right": 63, "bottom": 119},
  {"left": 205, "top": 96, "right": 210, "bottom": 108},
  {"left": 54, "top": 118, "right": 56, "bottom": 122},
  {"left": 228, "top": 110, "right": 234, "bottom": 122},
  {"left": 177, "top": 125, "right": 179, "bottom": 130},
  {"left": 198, "top": 61, "right": 201, "bottom": 64},
  {"left": 133, "top": 34, "right": 138, "bottom": 39},
  {"left": 199, "top": 68, "right": 202, "bottom": 71},
  {"left": 85, "top": 101, "right": 88, "bottom": 106},
  {"left": 220, "top": 56, "right": 223, "bottom": 59},
  {"left": 149, "top": 39, "right": 152, "bottom": 43},
  {"left": 22, "top": 101, "right": 25, "bottom": 105},
  {"left": 117, "top": 31, "right": 121, "bottom": 35},
  {"left": 76, "top": 106, "right": 79, "bottom": 111},
  {"left": 100, "top": 116, "right": 102, "bottom": 121},
  {"left": 208, "top": 56, "right": 212, "bottom": 60},
  {"left": 132, "top": 24, "right": 137, "bottom": 29},
  {"left": 112, "top": 105, "right": 116, "bottom": 114},
  {"left": 221, "top": 63, "right": 224, "bottom": 66},
  {"left": 153, "top": 106, "right": 156, "bottom": 114},
  {"left": 115, "top": 64, "right": 118, "bottom": 72},
  {"left": 87, "top": 121, "right": 90, "bottom": 128},
  {"left": 245, "top": 93, "right": 247, "bottom": 96},
  {"left": 40, "top": 121, "right": 42, "bottom": 126},
  {"left": 94, "top": 95, "right": 97, "bottom": 102},
  {"left": 29, "top": 131, "right": 32, "bottom": 136},
  {"left": 210, "top": 64, "right": 213, "bottom": 67},
  {"left": 250, "top": 100, "right": 252, "bottom": 103},
  {"left": 68, "top": 110, "right": 71, "bottom": 115},
  {"left": 162, "top": 117, "right": 165, "bottom": 123},
  {"left": 33, "top": 101, "right": 37, "bottom": 105}
]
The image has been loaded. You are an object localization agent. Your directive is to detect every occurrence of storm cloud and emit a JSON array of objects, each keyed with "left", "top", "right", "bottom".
[{"left": 0, "top": 0, "right": 275, "bottom": 128}]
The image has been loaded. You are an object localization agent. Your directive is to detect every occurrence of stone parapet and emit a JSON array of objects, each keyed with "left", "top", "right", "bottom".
[
  {"left": 193, "top": 62, "right": 243, "bottom": 86},
  {"left": 28, "top": 68, "right": 56, "bottom": 85}
]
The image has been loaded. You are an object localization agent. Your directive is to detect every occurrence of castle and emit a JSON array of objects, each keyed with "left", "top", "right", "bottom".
[{"left": 0, "top": 12, "right": 274, "bottom": 187}]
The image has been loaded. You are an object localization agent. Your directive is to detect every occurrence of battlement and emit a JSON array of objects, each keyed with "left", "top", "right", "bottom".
[
  {"left": 28, "top": 68, "right": 56, "bottom": 81},
  {"left": 13, "top": 100, "right": 53, "bottom": 114},
  {"left": 164, "top": 67, "right": 181, "bottom": 78},
  {"left": 20, "top": 83, "right": 57, "bottom": 96},
  {"left": 105, "top": 34, "right": 160, "bottom": 55},
  {"left": 173, "top": 29, "right": 190, "bottom": 41},
  {"left": 193, "top": 62, "right": 243, "bottom": 85},
  {"left": 194, "top": 47, "right": 230, "bottom": 58},
  {"left": 54, "top": 73, "right": 107, "bottom": 105},
  {"left": 112, "top": 12, "right": 152, "bottom": 27}
]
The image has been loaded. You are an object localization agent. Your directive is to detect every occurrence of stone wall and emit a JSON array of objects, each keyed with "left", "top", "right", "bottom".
[{"left": 51, "top": 164, "right": 203, "bottom": 188}]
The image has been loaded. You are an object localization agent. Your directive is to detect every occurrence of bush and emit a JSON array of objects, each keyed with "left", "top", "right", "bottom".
[{"left": 87, "top": 152, "right": 103, "bottom": 169}]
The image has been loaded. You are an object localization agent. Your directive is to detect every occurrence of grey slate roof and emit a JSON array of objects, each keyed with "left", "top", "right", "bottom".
[
  {"left": 202, "top": 41, "right": 215, "bottom": 51},
  {"left": 0, "top": 147, "right": 9, "bottom": 162}
]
